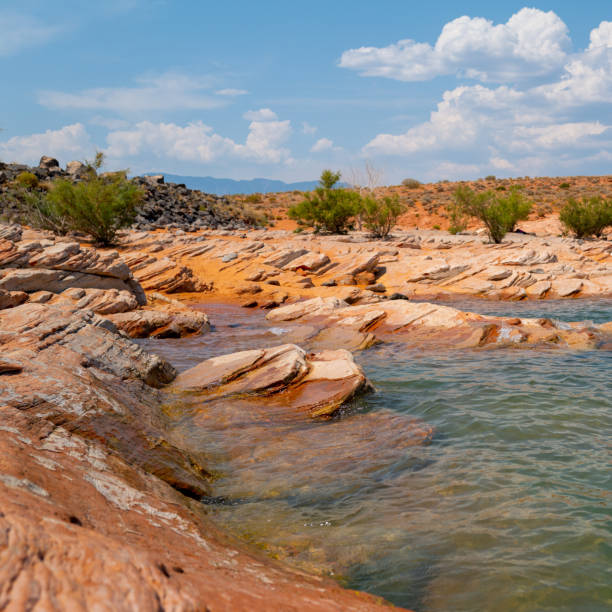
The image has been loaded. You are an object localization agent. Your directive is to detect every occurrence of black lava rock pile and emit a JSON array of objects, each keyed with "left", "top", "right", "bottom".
[{"left": 0, "top": 157, "right": 257, "bottom": 232}]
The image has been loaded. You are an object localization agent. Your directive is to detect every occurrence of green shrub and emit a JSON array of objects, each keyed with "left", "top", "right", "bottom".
[
  {"left": 446, "top": 200, "right": 469, "bottom": 234},
  {"left": 402, "top": 178, "right": 421, "bottom": 189},
  {"left": 244, "top": 193, "right": 262, "bottom": 204},
  {"left": 485, "top": 175, "right": 496, "bottom": 181},
  {"left": 453, "top": 185, "right": 532, "bottom": 243},
  {"left": 559, "top": 196, "right": 612, "bottom": 238},
  {"left": 10, "top": 187, "right": 72, "bottom": 235},
  {"left": 14, "top": 171, "right": 39, "bottom": 189},
  {"left": 360, "top": 195, "right": 405, "bottom": 238},
  {"left": 288, "top": 170, "right": 361, "bottom": 233},
  {"left": 41, "top": 153, "right": 142, "bottom": 246},
  {"left": 559, "top": 182, "right": 571, "bottom": 190}
]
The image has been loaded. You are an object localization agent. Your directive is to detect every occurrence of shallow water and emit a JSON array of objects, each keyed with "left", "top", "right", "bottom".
[{"left": 140, "top": 300, "right": 612, "bottom": 612}]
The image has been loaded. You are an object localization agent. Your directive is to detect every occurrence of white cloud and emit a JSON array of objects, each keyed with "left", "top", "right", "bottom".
[
  {"left": 0, "top": 12, "right": 61, "bottom": 56},
  {"left": 105, "top": 116, "right": 292, "bottom": 165},
  {"left": 364, "top": 85, "right": 522, "bottom": 155},
  {"left": 536, "top": 21, "right": 612, "bottom": 106},
  {"left": 215, "top": 88, "right": 248, "bottom": 96},
  {"left": 589, "top": 21, "right": 612, "bottom": 50},
  {"left": 339, "top": 8, "right": 570, "bottom": 83},
  {"left": 358, "top": 17, "right": 612, "bottom": 179},
  {"left": 490, "top": 157, "right": 514, "bottom": 170},
  {"left": 235, "top": 119, "right": 292, "bottom": 163},
  {"left": 511, "top": 122, "right": 608, "bottom": 150},
  {"left": 39, "top": 72, "right": 224, "bottom": 113},
  {"left": 0, "top": 124, "right": 93, "bottom": 165},
  {"left": 105, "top": 121, "right": 236, "bottom": 162},
  {"left": 310, "top": 138, "right": 335, "bottom": 152},
  {"left": 302, "top": 122, "right": 318, "bottom": 135},
  {"left": 242, "top": 108, "right": 278, "bottom": 121}
]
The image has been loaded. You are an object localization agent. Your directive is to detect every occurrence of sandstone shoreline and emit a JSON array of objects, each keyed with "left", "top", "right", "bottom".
[{"left": 1, "top": 219, "right": 610, "bottom": 610}]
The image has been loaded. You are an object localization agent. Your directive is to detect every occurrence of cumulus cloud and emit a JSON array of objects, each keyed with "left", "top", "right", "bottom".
[
  {"left": 105, "top": 115, "right": 292, "bottom": 165},
  {"left": 39, "top": 72, "right": 225, "bottom": 113},
  {"left": 339, "top": 8, "right": 570, "bottom": 82},
  {"left": 105, "top": 121, "right": 236, "bottom": 162},
  {"left": 364, "top": 82, "right": 610, "bottom": 158},
  {"left": 0, "top": 12, "right": 61, "bottom": 56},
  {"left": 310, "top": 138, "right": 335, "bottom": 152},
  {"left": 536, "top": 21, "right": 612, "bottom": 105},
  {"left": 0, "top": 124, "right": 93, "bottom": 165},
  {"left": 242, "top": 108, "right": 278, "bottom": 121},
  {"left": 357, "top": 16, "right": 612, "bottom": 179}
]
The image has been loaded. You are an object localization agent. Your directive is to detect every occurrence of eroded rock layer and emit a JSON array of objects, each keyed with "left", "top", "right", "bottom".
[
  {"left": 0, "top": 301, "right": 404, "bottom": 611},
  {"left": 267, "top": 296, "right": 612, "bottom": 351}
]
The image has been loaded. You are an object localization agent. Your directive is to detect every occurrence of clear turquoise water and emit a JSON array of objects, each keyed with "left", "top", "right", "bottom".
[{"left": 141, "top": 300, "right": 612, "bottom": 612}]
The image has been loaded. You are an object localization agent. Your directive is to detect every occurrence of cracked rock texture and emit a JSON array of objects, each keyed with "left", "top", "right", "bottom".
[{"left": 0, "top": 302, "right": 403, "bottom": 611}]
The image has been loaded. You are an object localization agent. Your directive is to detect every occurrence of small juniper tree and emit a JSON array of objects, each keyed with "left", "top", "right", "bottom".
[
  {"left": 560, "top": 196, "right": 612, "bottom": 238},
  {"left": 45, "top": 152, "right": 142, "bottom": 246},
  {"left": 453, "top": 185, "right": 532, "bottom": 243},
  {"left": 288, "top": 169, "right": 361, "bottom": 233}
]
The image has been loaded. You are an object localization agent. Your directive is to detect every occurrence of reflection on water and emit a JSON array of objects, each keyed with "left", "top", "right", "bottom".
[{"left": 140, "top": 300, "right": 612, "bottom": 612}]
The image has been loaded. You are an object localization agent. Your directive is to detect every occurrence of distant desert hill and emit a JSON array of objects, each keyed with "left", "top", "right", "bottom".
[{"left": 145, "top": 173, "right": 320, "bottom": 195}]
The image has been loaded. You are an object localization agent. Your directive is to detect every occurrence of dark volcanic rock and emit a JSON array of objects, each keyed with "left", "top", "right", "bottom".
[{"left": 0, "top": 160, "right": 261, "bottom": 233}]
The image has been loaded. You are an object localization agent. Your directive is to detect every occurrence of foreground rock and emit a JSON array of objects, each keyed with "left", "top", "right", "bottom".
[
  {"left": 172, "top": 343, "right": 372, "bottom": 418},
  {"left": 267, "top": 297, "right": 612, "bottom": 351},
  {"left": 0, "top": 225, "right": 211, "bottom": 338},
  {"left": 0, "top": 302, "right": 403, "bottom": 611}
]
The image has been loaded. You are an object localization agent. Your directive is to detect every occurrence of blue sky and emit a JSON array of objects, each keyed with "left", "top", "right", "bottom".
[{"left": 1, "top": 1, "right": 611, "bottom": 183}]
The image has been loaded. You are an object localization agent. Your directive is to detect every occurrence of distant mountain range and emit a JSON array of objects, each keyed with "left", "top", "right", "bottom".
[{"left": 144, "top": 173, "right": 320, "bottom": 195}]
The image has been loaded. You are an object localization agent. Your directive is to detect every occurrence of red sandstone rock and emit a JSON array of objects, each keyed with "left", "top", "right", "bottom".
[
  {"left": 267, "top": 296, "right": 612, "bottom": 350},
  {"left": 172, "top": 344, "right": 372, "bottom": 419},
  {"left": 0, "top": 300, "right": 403, "bottom": 611}
]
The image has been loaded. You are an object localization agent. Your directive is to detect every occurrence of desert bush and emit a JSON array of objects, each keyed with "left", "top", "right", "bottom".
[
  {"left": 485, "top": 175, "right": 496, "bottom": 181},
  {"left": 536, "top": 203, "right": 553, "bottom": 218},
  {"left": 244, "top": 193, "right": 262, "bottom": 204},
  {"left": 43, "top": 153, "right": 142, "bottom": 246},
  {"left": 453, "top": 185, "right": 533, "bottom": 243},
  {"left": 10, "top": 187, "right": 72, "bottom": 235},
  {"left": 14, "top": 171, "right": 39, "bottom": 189},
  {"left": 238, "top": 204, "right": 268, "bottom": 227},
  {"left": 360, "top": 195, "right": 405, "bottom": 238},
  {"left": 559, "top": 182, "right": 571, "bottom": 190},
  {"left": 559, "top": 196, "right": 612, "bottom": 238},
  {"left": 445, "top": 200, "right": 469, "bottom": 234},
  {"left": 402, "top": 178, "right": 421, "bottom": 189},
  {"left": 288, "top": 170, "right": 361, "bottom": 233}
]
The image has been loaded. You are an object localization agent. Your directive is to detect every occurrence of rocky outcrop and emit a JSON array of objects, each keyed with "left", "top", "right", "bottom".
[
  {"left": 0, "top": 226, "right": 212, "bottom": 338},
  {"left": 0, "top": 300, "right": 400, "bottom": 611},
  {"left": 267, "top": 296, "right": 612, "bottom": 350},
  {"left": 108, "top": 307, "right": 210, "bottom": 338},
  {"left": 0, "top": 160, "right": 261, "bottom": 232},
  {"left": 0, "top": 233, "right": 146, "bottom": 305},
  {"left": 116, "top": 228, "right": 611, "bottom": 304},
  {"left": 172, "top": 343, "right": 372, "bottom": 419}
]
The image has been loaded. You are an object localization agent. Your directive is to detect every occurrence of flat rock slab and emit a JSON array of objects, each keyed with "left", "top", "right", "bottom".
[{"left": 266, "top": 296, "right": 612, "bottom": 351}]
